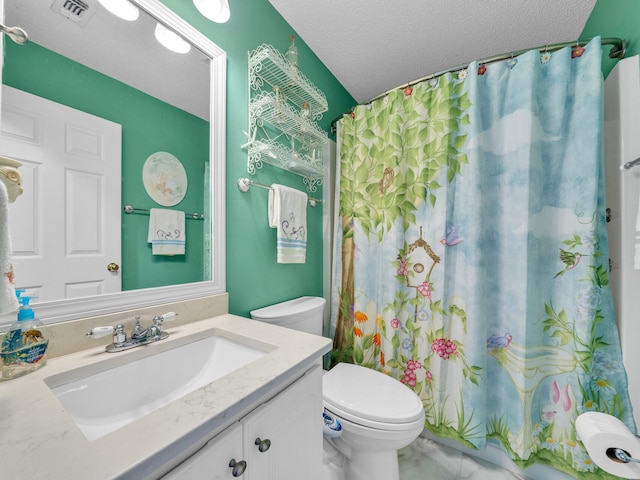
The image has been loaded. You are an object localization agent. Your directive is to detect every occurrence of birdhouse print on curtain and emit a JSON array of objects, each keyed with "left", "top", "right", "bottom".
[{"left": 398, "top": 227, "right": 440, "bottom": 302}]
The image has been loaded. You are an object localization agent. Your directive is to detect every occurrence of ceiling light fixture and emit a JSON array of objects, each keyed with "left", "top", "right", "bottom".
[
  {"left": 192, "top": 0, "right": 231, "bottom": 23},
  {"left": 97, "top": 0, "right": 140, "bottom": 21},
  {"left": 154, "top": 23, "right": 191, "bottom": 54}
]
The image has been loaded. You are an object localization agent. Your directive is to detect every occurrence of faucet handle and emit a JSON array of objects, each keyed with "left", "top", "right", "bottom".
[
  {"left": 157, "top": 311, "right": 177, "bottom": 322},
  {"left": 87, "top": 324, "right": 126, "bottom": 345},
  {"left": 153, "top": 311, "right": 178, "bottom": 326},
  {"left": 132, "top": 315, "right": 143, "bottom": 337},
  {"left": 86, "top": 326, "right": 114, "bottom": 338}
]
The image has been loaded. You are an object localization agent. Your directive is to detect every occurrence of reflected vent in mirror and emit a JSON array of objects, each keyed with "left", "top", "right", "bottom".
[{"left": 51, "top": 0, "right": 97, "bottom": 27}]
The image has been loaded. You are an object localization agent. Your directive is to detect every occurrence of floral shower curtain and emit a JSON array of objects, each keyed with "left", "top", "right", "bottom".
[{"left": 331, "top": 37, "right": 635, "bottom": 478}]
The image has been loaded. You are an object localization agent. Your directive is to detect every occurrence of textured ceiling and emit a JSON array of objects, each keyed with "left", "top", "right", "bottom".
[{"left": 268, "top": 0, "right": 598, "bottom": 103}]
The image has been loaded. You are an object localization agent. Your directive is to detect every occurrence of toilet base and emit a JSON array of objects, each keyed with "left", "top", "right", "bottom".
[
  {"left": 323, "top": 403, "right": 424, "bottom": 480},
  {"left": 322, "top": 459, "right": 345, "bottom": 480},
  {"left": 344, "top": 449, "right": 400, "bottom": 480}
]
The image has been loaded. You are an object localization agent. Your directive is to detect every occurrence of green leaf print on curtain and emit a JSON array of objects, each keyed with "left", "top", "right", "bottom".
[
  {"left": 331, "top": 37, "right": 635, "bottom": 478},
  {"left": 332, "top": 74, "right": 470, "bottom": 364}
]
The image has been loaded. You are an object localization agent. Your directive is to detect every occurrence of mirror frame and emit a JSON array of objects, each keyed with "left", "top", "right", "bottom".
[{"left": 0, "top": 0, "right": 226, "bottom": 326}]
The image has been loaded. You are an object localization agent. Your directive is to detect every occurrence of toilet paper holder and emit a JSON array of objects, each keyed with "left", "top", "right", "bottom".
[
  {"left": 609, "top": 447, "right": 640, "bottom": 464},
  {"left": 576, "top": 412, "right": 640, "bottom": 477}
]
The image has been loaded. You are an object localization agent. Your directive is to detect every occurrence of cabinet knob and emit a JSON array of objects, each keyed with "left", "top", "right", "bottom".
[
  {"left": 254, "top": 437, "right": 271, "bottom": 452},
  {"left": 228, "top": 459, "right": 247, "bottom": 477}
]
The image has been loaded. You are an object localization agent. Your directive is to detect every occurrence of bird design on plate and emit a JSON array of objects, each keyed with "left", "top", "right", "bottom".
[
  {"left": 554, "top": 249, "right": 585, "bottom": 278},
  {"left": 487, "top": 332, "right": 512, "bottom": 349}
]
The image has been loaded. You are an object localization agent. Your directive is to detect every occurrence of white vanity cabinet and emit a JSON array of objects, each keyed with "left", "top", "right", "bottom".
[
  {"left": 162, "top": 365, "right": 323, "bottom": 480},
  {"left": 161, "top": 423, "right": 245, "bottom": 479},
  {"left": 242, "top": 364, "right": 323, "bottom": 479}
]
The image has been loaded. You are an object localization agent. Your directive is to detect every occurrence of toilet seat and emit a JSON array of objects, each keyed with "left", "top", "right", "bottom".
[{"left": 323, "top": 363, "right": 424, "bottom": 431}]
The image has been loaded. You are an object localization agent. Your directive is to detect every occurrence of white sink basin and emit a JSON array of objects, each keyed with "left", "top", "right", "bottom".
[{"left": 45, "top": 330, "right": 274, "bottom": 441}]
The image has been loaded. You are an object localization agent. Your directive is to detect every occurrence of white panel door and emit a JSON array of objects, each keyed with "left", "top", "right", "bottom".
[{"left": 0, "top": 85, "right": 122, "bottom": 301}]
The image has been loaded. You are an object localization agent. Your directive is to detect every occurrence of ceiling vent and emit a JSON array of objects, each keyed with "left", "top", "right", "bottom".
[{"left": 50, "top": 0, "right": 97, "bottom": 27}]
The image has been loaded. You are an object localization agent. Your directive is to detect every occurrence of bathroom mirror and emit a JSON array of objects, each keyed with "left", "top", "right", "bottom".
[{"left": 0, "top": 0, "right": 226, "bottom": 327}]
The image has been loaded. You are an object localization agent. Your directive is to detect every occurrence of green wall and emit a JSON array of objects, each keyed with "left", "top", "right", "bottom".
[
  {"left": 3, "top": 41, "right": 209, "bottom": 291},
  {"left": 11, "top": 1, "right": 621, "bottom": 319},
  {"left": 150, "top": 0, "right": 638, "bottom": 318},
  {"left": 581, "top": 0, "right": 640, "bottom": 77},
  {"left": 159, "top": 0, "right": 355, "bottom": 317}
]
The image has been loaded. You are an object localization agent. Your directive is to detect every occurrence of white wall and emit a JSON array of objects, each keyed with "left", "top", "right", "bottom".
[{"left": 603, "top": 54, "right": 640, "bottom": 427}]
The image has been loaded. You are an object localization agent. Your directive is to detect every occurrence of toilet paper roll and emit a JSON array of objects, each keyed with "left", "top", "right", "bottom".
[{"left": 576, "top": 411, "right": 640, "bottom": 478}]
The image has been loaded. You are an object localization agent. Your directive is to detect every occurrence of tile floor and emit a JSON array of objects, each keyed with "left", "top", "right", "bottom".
[
  {"left": 398, "top": 437, "right": 527, "bottom": 480},
  {"left": 323, "top": 436, "right": 528, "bottom": 480}
]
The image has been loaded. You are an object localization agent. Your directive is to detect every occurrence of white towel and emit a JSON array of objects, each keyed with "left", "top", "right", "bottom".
[
  {"left": 0, "top": 182, "right": 18, "bottom": 314},
  {"left": 147, "top": 208, "right": 185, "bottom": 256},
  {"left": 268, "top": 184, "right": 307, "bottom": 263}
]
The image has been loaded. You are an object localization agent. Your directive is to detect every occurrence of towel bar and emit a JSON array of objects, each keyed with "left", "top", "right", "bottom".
[
  {"left": 123, "top": 205, "right": 204, "bottom": 220},
  {"left": 620, "top": 158, "right": 640, "bottom": 170},
  {"left": 237, "top": 178, "right": 323, "bottom": 206}
]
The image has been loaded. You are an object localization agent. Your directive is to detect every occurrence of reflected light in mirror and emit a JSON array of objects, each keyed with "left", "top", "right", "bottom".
[
  {"left": 97, "top": 0, "right": 140, "bottom": 22},
  {"left": 193, "top": 0, "right": 231, "bottom": 24},
  {"left": 154, "top": 23, "right": 192, "bottom": 54}
]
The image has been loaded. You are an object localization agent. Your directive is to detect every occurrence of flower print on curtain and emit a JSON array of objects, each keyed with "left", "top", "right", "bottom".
[{"left": 330, "top": 37, "right": 635, "bottom": 478}]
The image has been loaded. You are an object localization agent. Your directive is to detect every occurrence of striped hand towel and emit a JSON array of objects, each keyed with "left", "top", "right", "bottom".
[
  {"left": 268, "top": 184, "right": 307, "bottom": 264},
  {"left": 147, "top": 208, "right": 186, "bottom": 256}
]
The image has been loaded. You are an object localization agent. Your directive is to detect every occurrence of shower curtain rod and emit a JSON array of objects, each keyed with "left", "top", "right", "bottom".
[{"left": 329, "top": 36, "right": 626, "bottom": 134}]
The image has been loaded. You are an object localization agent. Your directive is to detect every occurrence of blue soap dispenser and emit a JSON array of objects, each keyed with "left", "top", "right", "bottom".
[{"left": 0, "top": 290, "right": 49, "bottom": 380}]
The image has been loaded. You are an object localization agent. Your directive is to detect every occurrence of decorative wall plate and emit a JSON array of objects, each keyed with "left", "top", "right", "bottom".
[{"left": 142, "top": 151, "right": 188, "bottom": 206}]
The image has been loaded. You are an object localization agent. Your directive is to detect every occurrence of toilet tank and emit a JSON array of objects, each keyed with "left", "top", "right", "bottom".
[{"left": 250, "top": 296, "right": 326, "bottom": 336}]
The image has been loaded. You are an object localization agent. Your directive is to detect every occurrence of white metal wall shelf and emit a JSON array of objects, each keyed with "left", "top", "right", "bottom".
[
  {"left": 250, "top": 92, "right": 327, "bottom": 147},
  {"left": 249, "top": 44, "right": 328, "bottom": 116},
  {"left": 246, "top": 138, "right": 324, "bottom": 191},
  {"left": 243, "top": 43, "right": 329, "bottom": 192}
]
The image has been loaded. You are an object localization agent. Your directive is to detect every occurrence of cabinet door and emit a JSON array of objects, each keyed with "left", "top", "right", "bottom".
[
  {"left": 242, "top": 365, "right": 323, "bottom": 480},
  {"left": 162, "top": 423, "right": 245, "bottom": 480}
]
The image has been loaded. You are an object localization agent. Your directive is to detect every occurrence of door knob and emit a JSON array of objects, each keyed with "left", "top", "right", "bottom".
[{"left": 107, "top": 262, "right": 120, "bottom": 272}]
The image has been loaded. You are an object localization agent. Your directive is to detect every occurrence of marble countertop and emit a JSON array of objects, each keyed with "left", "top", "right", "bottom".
[{"left": 0, "top": 314, "right": 332, "bottom": 479}]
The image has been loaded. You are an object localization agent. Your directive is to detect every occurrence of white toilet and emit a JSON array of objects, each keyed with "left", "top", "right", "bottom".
[{"left": 250, "top": 297, "right": 425, "bottom": 480}]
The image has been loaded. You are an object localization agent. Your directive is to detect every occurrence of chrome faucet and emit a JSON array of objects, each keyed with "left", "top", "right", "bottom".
[{"left": 86, "top": 312, "right": 178, "bottom": 353}]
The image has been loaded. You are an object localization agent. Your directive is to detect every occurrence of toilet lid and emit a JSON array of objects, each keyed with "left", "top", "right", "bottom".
[{"left": 323, "top": 363, "right": 424, "bottom": 429}]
